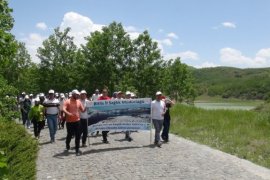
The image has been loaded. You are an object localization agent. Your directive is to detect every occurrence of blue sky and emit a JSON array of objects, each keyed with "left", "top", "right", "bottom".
[{"left": 9, "top": 0, "right": 270, "bottom": 68}]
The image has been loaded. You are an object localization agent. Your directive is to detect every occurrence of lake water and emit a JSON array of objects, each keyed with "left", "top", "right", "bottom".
[{"left": 194, "top": 102, "right": 256, "bottom": 110}]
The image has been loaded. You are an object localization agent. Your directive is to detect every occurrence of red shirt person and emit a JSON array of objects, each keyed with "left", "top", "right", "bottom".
[{"left": 63, "top": 89, "right": 85, "bottom": 156}]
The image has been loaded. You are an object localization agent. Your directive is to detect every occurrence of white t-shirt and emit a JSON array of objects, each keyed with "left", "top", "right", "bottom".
[
  {"left": 80, "top": 99, "right": 89, "bottom": 119},
  {"left": 91, "top": 94, "right": 101, "bottom": 101},
  {"left": 43, "top": 98, "right": 60, "bottom": 115},
  {"left": 59, "top": 99, "right": 65, "bottom": 111},
  {"left": 151, "top": 100, "right": 166, "bottom": 120}
]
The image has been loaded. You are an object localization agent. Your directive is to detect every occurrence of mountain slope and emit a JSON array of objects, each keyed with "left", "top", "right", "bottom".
[{"left": 192, "top": 67, "right": 270, "bottom": 99}]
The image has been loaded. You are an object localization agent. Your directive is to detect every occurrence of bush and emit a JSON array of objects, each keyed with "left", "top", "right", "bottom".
[{"left": 0, "top": 119, "right": 38, "bottom": 180}]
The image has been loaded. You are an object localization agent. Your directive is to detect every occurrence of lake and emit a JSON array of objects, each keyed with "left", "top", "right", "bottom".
[{"left": 194, "top": 102, "right": 257, "bottom": 110}]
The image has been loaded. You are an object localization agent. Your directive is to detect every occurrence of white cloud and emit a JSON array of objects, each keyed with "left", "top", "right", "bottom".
[
  {"left": 128, "top": 32, "right": 140, "bottom": 40},
  {"left": 164, "top": 51, "right": 199, "bottom": 61},
  {"left": 162, "top": 38, "right": 173, "bottom": 46},
  {"left": 60, "top": 11, "right": 104, "bottom": 47},
  {"left": 194, "top": 61, "right": 220, "bottom": 68},
  {"left": 220, "top": 47, "right": 270, "bottom": 68},
  {"left": 256, "top": 48, "right": 270, "bottom": 59},
  {"left": 124, "top": 26, "right": 137, "bottom": 32},
  {"left": 222, "top": 22, "right": 236, "bottom": 28},
  {"left": 155, "top": 38, "right": 173, "bottom": 47},
  {"left": 158, "top": 29, "right": 164, "bottom": 33},
  {"left": 167, "top": 32, "right": 178, "bottom": 39},
  {"left": 36, "top": 22, "right": 47, "bottom": 30},
  {"left": 124, "top": 26, "right": 141, "bottom": 40},
  {"left": 20, "top": 33, "right": 47, "bottom": 63}
]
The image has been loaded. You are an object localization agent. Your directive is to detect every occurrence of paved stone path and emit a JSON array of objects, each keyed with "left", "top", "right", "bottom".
[{"left": 34, "top": 126, "right": 270, "bottom": 180}]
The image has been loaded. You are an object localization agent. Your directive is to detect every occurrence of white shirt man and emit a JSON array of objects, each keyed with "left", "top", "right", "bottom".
[
  {"left": 43, "top": 89, "right": 60, "bottom": 143},
  {"left": 80, "top": 90, "right": 90, "bottom": 147},
  {"left": 91, "top": 89, "right": 101, "bottom": 101},
  {"left": 151, "top": 91, "right": 166, "bottom": 147}
]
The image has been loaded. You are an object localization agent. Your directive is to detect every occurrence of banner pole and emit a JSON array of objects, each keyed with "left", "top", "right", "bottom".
[{"left": 150, "top": 101, "right": 152, "bottom": 145}]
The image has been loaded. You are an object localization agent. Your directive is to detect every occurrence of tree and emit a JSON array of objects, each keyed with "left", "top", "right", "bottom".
[
  {"left": 131, "top": 31, "right": 163, "bottom": 97},
  {"left": 81, "top": 22, "right": 133, "bottom": 94},
  {"left": 162, "top": 58, "right": 196, "bottom": 102},
  {"left": 0, "top": 0, "right": 18, "bottom": 84},
  {"left": 37, "top": 27, "right": 77, "bottom": 93},
  {"left": 0, "top": 75, "right": 19, "bottom": 119},
  {"left": 9, "top": 42, "right": 35, "bottom": 90}
]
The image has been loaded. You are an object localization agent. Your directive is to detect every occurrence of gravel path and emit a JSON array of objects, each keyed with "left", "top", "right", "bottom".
[{"left": 34, "top": 126, "right": 270, "bottom": 180}]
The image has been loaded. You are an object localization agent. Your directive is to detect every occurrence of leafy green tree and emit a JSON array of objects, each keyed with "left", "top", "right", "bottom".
[
  {"left": 131, "top": 31, "right": 163, "bottom": 97},
  {"left": 81, "top": 22, "right": 133, "bottom": 94},
  {"left": 163, "top": 58, "right": 196, "bottom": 102},
  {"left": 37, "top": 27, "right": 78, "bottom": 93},
  {"left": 0, "top": 75, "right": 19, "bottom": 119},
  {"left": 9, "top": 42, "right": 35, "bottom": 90},
  {"left": 0, "top": 0, "right": 18, "bottom": 84}
]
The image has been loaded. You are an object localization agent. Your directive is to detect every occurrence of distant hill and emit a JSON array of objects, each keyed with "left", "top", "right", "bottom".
[{"left": 191, "top": 66, "right": 270, "bottom": 100}]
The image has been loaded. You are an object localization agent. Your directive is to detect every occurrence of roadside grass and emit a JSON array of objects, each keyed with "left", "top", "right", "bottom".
[
  {"left": 0, "top": 119, "right": 38, "bottom": 180},
  {"left": 170, "top": 104, "right": 270, "bottom": 168}
]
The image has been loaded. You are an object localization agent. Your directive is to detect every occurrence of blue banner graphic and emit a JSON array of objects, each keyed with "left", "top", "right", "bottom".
[{"left": 86, "top": 98, "right": 152, "bottom": 133}]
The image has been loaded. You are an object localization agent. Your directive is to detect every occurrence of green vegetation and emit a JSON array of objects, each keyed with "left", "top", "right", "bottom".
[
  {"left": 0, "top": 2, "right": 38, "bottom": 178},
  {"left": 171, "top": 104, "right": 270, "bottom": 168},
  {"left": 192, "top": 67, "right": 270, "bottom": 100},
  {"left": 0, "top": 120, "right": 38, "bottom": 180}
]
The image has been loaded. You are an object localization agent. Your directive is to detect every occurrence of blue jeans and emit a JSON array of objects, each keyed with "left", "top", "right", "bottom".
[
  {"left": 152, "top": 119, "right": 164, "bottom": 142},
  {"left": 46, "top": 114, "right": 58, "bottom": 141}
]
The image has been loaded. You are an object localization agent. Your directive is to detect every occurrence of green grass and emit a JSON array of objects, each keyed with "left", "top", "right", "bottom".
[
  {"left": 170, "top": 104, "right": 270, "bottom": 168},
  {"left": 0, "top": 119, "right": 38, "bottom": 180}
]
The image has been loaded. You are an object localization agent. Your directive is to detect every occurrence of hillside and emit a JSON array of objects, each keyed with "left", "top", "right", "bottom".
[{"left": 191, "top": 67, "right": 270, "bottom": 100}]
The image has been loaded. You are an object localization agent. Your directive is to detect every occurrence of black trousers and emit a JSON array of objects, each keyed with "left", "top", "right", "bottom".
[
  {"left": 80, "top": 118, "right": 88, "bottom": 144},
  {"left": 66, "top": 121, "right": 81, "bottom": 151},
  {"left": 102, "top": 131, "right": 109, "bottom": 141},
  {"left": 32, "top": 119, "right": 43, "bottom": 137},
  {"left": 22, "top": 111, "right": 28, "bottom": 125},
  {"left": 161, "top": 115, "right": 170, "bottom": 141}
]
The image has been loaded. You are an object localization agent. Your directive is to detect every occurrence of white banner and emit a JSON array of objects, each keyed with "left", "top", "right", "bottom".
[{"left": 86, "top": 98, "right": 152, "bottom": 133}]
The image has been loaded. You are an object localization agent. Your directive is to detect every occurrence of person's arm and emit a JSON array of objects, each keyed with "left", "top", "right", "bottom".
[
  {"left": 63, "top": 100, "right": 72, "bottom": 117},
  {"left": 79, "top": 101, "right": 86, "bottom": 112}
]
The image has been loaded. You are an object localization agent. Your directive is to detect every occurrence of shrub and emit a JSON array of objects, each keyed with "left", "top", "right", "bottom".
[{"left": 0, "top": 119, "right": 38, "bottom": 180}]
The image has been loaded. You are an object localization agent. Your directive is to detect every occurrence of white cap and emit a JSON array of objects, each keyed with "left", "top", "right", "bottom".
[
  {"left": 34, "top": 97, "right": 40, "bottom": 102},
  {"left": 156, "top": 91, "right": 162, "bottom": 96},
  {"left": 22, "top": 92, "right": 26, "bottom": 95},
  {"left": 39, "top": 93, "right": 45, "bottom": 97},
  {"left": 48, "top": 89, "right": 54, "bottom": 94},
  {"left": 131, "top": 92, "right": 136, "bottom": 97},
  {"left": 126, "top": 91, "right": 131, "bottom": 95},
  {"left": 60, "top": 93, "right": 65, "bottom": 98},
  {"left": 29, "top": 94, "right": 33, "bottom": 97},
  {"left": 80, "top": 90, "right": 87, "bottom": 94},
  {"left": 25, "top": 95, "right": 29, "bottom": 99},
  {"left": 72, "top": 89, "right": 80, "bottom": 95}
]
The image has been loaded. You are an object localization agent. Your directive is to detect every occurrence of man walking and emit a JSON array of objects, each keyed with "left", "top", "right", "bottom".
[
  {"left": 63, "top": 89, "right": 85, "bottom": 156},
  {"left": 151, "top": 91, "right": 166, "bottom": 147},
  {"left": 80, "top": 90, "right": 90, "bottom": 147},
  {"left": 43, "top": 89, "right": 60, "bottom": 143}
]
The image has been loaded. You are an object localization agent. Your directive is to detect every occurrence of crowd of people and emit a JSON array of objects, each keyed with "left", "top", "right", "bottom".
[{"left": 18, "top": 88, "right": 174, "bottom": 156}]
